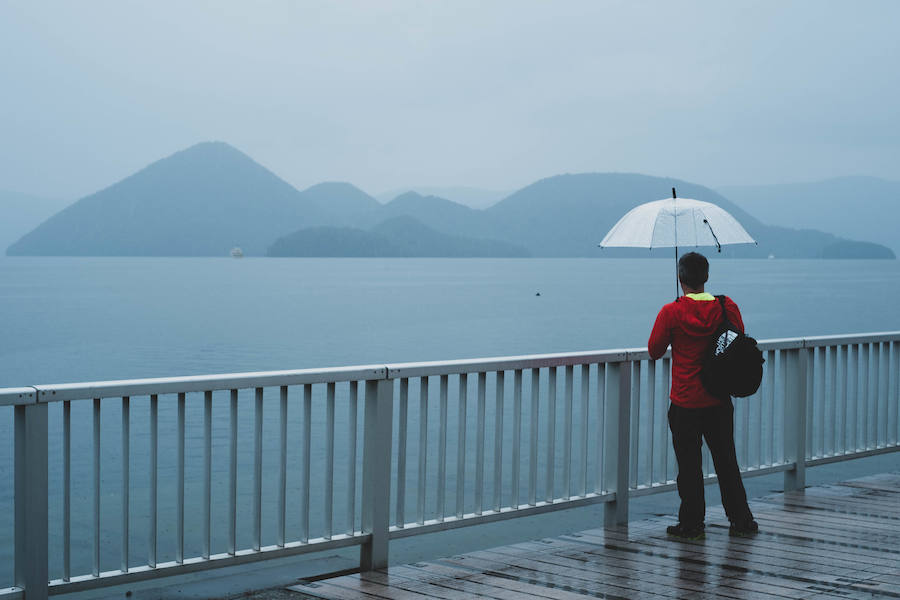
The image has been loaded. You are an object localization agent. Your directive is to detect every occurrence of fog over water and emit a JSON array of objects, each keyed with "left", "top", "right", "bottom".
[{"left": 1, "top": 1, "right": 899, "bottom": 200}]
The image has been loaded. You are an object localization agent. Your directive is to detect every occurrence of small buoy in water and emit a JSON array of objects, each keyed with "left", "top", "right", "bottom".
[{"left": 535, "top": 292, "right": 541, "bottom": 296}]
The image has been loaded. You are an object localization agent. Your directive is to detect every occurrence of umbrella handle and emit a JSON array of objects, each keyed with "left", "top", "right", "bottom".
[
  {"left": 674, "top": 245, "right": 679, "bottom": 299},
  {"left": 673, "top": 187, "right": 679, "bottom": 298}
]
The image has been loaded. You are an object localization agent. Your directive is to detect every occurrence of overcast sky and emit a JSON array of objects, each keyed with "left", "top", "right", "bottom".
[{"left": 2, "top": 1, "right": 898, "bottom": 200}]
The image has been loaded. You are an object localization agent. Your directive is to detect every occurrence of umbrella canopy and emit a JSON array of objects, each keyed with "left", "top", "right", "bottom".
[
  {"left": 599, "top": 191, "right": 756, "bottom": 298},
  {"left": 599, "top": 196, "right": 756, "bottom": 251}
]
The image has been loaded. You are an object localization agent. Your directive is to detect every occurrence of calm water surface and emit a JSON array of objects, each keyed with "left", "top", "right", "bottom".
[
  {"left": 2, "top": 257, "right": 898, "bottom": 386},
  {"left": 1, "top": 257, "right": 898, "bottom": 582}
]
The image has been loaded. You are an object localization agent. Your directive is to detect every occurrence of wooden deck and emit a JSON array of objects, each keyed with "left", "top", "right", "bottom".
[{"left": 289, "top": 472, "right": 900, "bottom": 599}]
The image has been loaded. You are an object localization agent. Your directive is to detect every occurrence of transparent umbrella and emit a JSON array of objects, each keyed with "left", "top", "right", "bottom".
[{"left": 599, "top": 188, "right": 756, "bottom": 297}]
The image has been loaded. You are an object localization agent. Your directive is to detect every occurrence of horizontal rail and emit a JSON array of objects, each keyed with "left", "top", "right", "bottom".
[
  {"left": 46, "top": 534, "right": 367, "bottom": 595},
  {"left": 629, "top": 462, "right": 797, "bottom": 498},
  {"left": 800, "top": 332, "right": 900, "bottom": 348},
  {"left": 2, "top": 331, "right": 895, "bottom": 405},
  {"left": 0, "top": 388, "right": 35, "bottom": 407},
  {"left": 31, "top": 366, "right": 386, "bottom": 402},
  {"left": 805, "top": 444, "right": 900, "bottom": 467},
  {"left": 389, "top": 491, "right": 616, "bottom": 539},
  {"left": 756, "top": 338, "right": 805, "bottom": 351},
  {"left": 387, "top": 350, "right": 633, "bottom": 378}
]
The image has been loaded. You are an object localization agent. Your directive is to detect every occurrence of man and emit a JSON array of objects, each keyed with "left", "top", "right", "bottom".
[{"left": 648, "top": 252, "right": 758, "bottom": 539}]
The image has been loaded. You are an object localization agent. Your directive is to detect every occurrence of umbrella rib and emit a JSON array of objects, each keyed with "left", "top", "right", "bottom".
[
  {"left": 647, "top": 205, "right": 667, "bottom": 249},
  {"left": 703, "top": 219, "right": 721, "bottom": 252},
  {"left": 692, "top": 208, "right": 701, "bottom": 247}
]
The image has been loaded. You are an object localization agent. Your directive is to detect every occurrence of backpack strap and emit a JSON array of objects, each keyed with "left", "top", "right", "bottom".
[{"left": 716, "top": 295, "right": 728, "bottom": 327}]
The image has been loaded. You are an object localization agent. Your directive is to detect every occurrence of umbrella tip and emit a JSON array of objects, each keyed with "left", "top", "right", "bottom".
[{"left": 672, "top": 187, "right": 677, "bottom": 199}]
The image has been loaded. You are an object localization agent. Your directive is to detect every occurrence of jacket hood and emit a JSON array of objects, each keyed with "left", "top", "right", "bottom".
[{"left": 673, "top": 296, "right": 725, "bottom": 337}]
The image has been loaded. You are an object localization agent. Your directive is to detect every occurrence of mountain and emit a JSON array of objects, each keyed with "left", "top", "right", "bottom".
[
  {"left": 7, "top": 142, "right": 324, "bottom": 256},
  {"left": 718, "top": 176, "right": 900, "bottom": 255},
  {"left": 377, "top": 186, "right": 509, "bottom": 209},
  {"left": 377, "top": 192, "right": 490, "bottom": 237},
  {"left": 298, "top": 182, "right": 380, "bottom": 227},
  {"left": 372, "top": 216, "right": 528, "bottom": 257},
  {"left": 267, "top": 215, "right": 530, "bottom": 257},
  {"left": 819, "top": 240, "right": 895, "bottom": 259},
  {"left": 267, "top": 225, "right": 399, "bottom": 257},
  {"left": 483, "top": 173, "right": 894, "bottom": 258},
  {"left": 0, "top": 190, "right": 72, "bottom": 253},
  {"left": 8, "top": 142, "right": 892, "bottom": 259}
]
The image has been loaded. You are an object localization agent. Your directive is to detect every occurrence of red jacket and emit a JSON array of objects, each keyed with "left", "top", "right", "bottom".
[{"left": 648, "top": 294, "right": 744, "bottom": 408}]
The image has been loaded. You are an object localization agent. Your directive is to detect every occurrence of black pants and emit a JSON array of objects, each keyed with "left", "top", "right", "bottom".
[{"left": 668, "top": 400, "right": 753, "bottom": 526}]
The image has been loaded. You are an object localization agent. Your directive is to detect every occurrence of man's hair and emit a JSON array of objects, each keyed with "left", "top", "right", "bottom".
[{"left": 678, "top": 252, "right": 709, "bottom": 288}]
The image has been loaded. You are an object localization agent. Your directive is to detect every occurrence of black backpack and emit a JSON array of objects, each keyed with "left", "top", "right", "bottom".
[{"left": 701, "top": 295, "right": 765, "bottom": 398}]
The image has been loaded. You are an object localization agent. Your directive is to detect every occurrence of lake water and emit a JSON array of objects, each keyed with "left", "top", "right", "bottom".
[
  {"left": 3, "top": 257, "right": 899, "bottom": 386},
  {"left": 1, "top": 257, "right": 899, "bottom": 585}
]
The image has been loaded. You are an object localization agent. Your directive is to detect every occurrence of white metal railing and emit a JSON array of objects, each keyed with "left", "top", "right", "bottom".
[{"left": 1, "top": 332, "right": 898, "bottom": 599}]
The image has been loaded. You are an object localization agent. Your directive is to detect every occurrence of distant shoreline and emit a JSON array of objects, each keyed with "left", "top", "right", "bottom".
[{"left": 6, "top": 143, "right": 896, "bottom": 260}]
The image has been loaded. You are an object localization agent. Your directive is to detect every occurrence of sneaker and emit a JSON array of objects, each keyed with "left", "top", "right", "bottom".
[
  {"left": 729, "top": 519, "right": 759, "bottom": 537},
  {"left": 666, "top": 522, "right": 705, "bottom": 540}
]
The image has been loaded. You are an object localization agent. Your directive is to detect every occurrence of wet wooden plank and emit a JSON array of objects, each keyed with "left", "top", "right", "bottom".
[
  {"left": 436, "top": 555, "right": 607, "bottom": 600},
  {"left": 839, "top": 479, "right": 900, "bottom": 494},
  {"left": 745, "top": 505, "right": 896, "bottom": 532},
  {"left": 749, "top": 506, "right": 900, "bottom": 542},
  {"left": 766, "top": 495, "right": 900, "bottom": 520},
  {"left": 704, "top": 525, "right": 896, "bottom": 574},
  {"left": 566, "top": 528, "right": 860, "bottom": 582},
  {"left": 442, "top": 551, "right": 658, "bottom": 600},
  {"left": 599, "top": 522, "right": 876, "bottom": 567},
  {"left": 476, "top": 538, "right": 803, "bottom": 600},
  {"left": 566, "top": 529, "right": 887, "bottom": 599},
  {"left": 748, "top": 513, "right": 899, "bottom": 553},
  {"left": 614, "top": 517, "right": 899, "bottom": 576},
  {"left": 703, "top": 505, "right": 900, "bottom": 555},
  {"left": 480, "top": 545, "right": 753, "bottom": 600},
  {"left": 288, "top": 579, "right": 386, "bottom": 599},
  {"left": 790, "top": 485, "right": 900, "bottom": 509},
  {"left": 795, "top": 480, "right": 900, "bottom": 498},
  {"left": 399, "top": 561, "right": 592, "bottom": 600},
  {"left": 570, "top": 509, "right": 900, "bottom": 588},
  {"left": 758, "top": 484, "right": 900, "bottom": 511},
  {"left": 290, "top": 473, "right": 900, "bottom": 600},
  {"left": 392, "top": 563, "right": 594, "bottom": 600},
  {"left": 357, "top": 570, "right": 482, "bottom": 599},
  {"left": 862, "top": 472, "right": 900, "bottom": 486},
  {"left": 755, "top": 498, "right": 900, "bottom": 528},
  {"left": 517, "top": 535, "right": 830, "bottom": 600},
  {"left": 773, "top": 494, "right": 900, "bottom": 517}
]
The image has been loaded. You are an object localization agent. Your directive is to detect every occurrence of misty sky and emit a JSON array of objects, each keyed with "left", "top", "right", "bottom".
[{"left": 2, "top": 1, "right": 899, "bottom": 200}]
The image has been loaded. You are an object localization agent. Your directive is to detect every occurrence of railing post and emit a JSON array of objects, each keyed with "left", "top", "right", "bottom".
[
  {"left": 14, "top": 401, "right": 49, "bottom": 600},
  {"left": 360, "top": 377, "right": 394, "bottom": 571},
  {"left": 603, "top": 359, "right": 632, "bottom": 527},
  {"left": 784, "top": 347, "right": 808, "bottom": 491}
]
